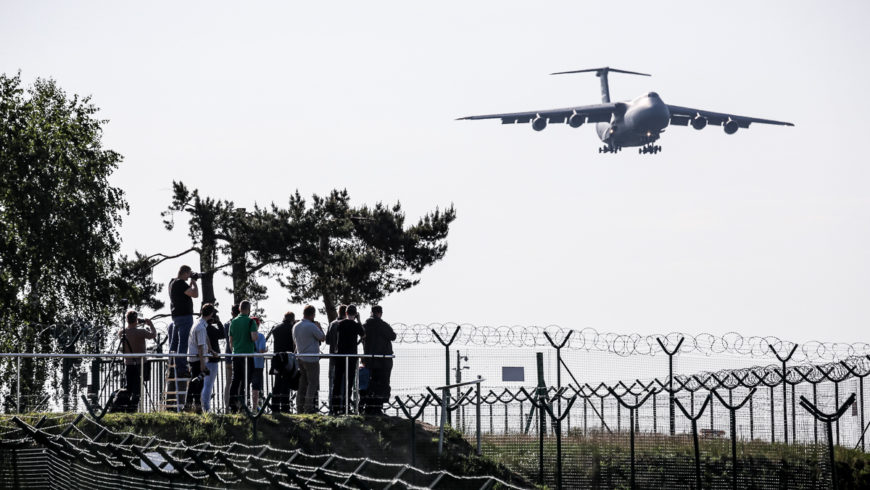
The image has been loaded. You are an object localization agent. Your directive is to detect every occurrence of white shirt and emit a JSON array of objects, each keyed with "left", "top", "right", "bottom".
[{"left": 187, "top": 318, "right": 209, "bottom": 362}]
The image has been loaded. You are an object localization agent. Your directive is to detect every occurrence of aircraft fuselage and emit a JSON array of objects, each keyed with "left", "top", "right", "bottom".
[{"left": 595, "top": 92, "right": 670, "bottom": 147}]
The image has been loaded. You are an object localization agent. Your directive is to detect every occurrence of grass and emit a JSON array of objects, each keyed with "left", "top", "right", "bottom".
[{"left": 481, "top": 430, "right": 870, "bottom": 489}]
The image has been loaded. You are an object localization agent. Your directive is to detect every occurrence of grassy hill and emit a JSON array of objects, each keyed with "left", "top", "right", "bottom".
[{"left": 64, "top": 412, "right": 531, "bottom": 487}]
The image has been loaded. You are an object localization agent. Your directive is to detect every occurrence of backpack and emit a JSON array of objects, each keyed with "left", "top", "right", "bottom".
[{"left": 269, "top": 351, "right": 302, "bottom": 390}]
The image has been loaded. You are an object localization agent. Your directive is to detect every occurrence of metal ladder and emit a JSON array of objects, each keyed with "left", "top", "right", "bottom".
[{"left": 162, "top": 357, "right": 190, "bottom": 412}]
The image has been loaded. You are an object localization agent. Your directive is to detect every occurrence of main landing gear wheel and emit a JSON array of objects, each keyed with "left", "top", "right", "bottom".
[
  {"left": 599, "top": 145, "right": 622, "bottom": 154},
  {"left": 639, "top": 145, "right": 662, "bottom": 155}
]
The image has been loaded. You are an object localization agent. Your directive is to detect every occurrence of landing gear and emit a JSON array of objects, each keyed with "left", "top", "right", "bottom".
[
  {"left": 599, "top": 145, "right": 622, "bottom": 154},
  {"left": 639, "top": 144, "right": 661, "bottom": 155}
]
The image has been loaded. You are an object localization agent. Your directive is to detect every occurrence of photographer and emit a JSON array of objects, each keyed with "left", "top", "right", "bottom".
[
  {"left": 168, "top": 265, "right": 199, "bottom": 376},
  {"left": 186, "top": 303, "right": 215, "bottom": 412},
  {"left": 120, "top": 310, "right": 156, "bottom": 411}
]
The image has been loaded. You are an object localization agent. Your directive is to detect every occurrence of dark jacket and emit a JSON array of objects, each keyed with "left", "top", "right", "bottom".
[
  {"left": 363, "top": 317, "right": 396, "bottom": 355},
  {"left": 272, "top": 320, "right": 296, "bottom": 353}
]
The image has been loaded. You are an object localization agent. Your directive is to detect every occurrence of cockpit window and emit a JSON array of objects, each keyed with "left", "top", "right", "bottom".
[{"left": 648, "top": 92, "right": 659, "bottom": 98}]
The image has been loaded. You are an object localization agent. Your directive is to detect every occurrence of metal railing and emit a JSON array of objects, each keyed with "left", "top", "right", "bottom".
[{"left": 1, "top": 352, "right": 393, "bottom": 415}]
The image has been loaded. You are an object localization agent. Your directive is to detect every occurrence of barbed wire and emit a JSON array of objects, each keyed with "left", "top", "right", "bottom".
[
  {"left": 393, "top": 323, "right": 870, "bottom": 362},
  {"left": 4, "top": 320, "right": 869, "bottom": 363}
]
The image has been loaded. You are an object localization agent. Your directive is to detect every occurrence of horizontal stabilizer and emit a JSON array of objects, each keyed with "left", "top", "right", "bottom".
[
  {"left": 550, "top": 67, "right": 650, "bottom": 103},
  {"left": 550, "top": 67, "right": 651, "bottom": 77}
]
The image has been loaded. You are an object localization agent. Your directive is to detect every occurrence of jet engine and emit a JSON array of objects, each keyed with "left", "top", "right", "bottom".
[
  {"left": 723, "top": 119, "right": 739, "bottom": 134},
  {"left": 691, "top": 115, "right": 707, "bottom": 130},
  {"left": 532, "top": 116, "right": 547, "bottom": 131},
  {"left": 568, "top": 113, "right": 585, "bottom": 128}
]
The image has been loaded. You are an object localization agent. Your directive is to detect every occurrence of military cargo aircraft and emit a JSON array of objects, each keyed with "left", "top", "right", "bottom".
[{"left": 458, "top": 67, "right": 793, "bottom": 154}]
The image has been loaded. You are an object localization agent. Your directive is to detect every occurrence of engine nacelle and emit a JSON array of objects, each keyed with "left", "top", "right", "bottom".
[
  {"left": 568, "top": 113, "right": 585, "bottom": 128},
  {"left": 691, "top": 115, "right": 707, "bottom": 130},
  {"left": 532, "top": 116, "right": 547, "bottom": 131},
  {"left": 724, "top": 119, "right": 739, "bottom": 135}
]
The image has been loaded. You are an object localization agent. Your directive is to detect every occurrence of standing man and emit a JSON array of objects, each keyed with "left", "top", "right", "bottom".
[
  {"left": 330, "top": 305, "right": 365, "bottom": 415},
  {"left": 120, "top": 310, "right": 156, "bottom": 411},
  {"left": 223, "top": 304, "right": 240, "bottom": 408},
  {"left": 168, "top": 265, "right": 198, "bottom": 376},
  {"left": 362, "top": 305, "right": 395, "bottom": 415},
  {"left": 186, "top": 303, "right": 215, "bottom": 412},
  {"left": 325, "top": 304, "right": 347, "bottom": 409},
  {"left": 293, "top": 305, "right": 325, "bottom": 413},
  {"left": 251, "top": 319, "right": 267, "bottom": 409},
  {"left": 228, "top": 300, "right": 258, "bottom": 412},
  {"left": 202, "top": 311, "right": 224, "bottom": 413},
  {"left": 271, "top": 311, "right": 296, "bottom": 413}
]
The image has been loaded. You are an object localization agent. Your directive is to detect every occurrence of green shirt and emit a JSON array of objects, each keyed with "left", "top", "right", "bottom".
[{"left": 230, "top": 314, "right": 258, "bottom": 354}]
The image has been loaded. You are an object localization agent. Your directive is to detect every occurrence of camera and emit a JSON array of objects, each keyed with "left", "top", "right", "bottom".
[
  {"left": 194, "top": 367, "right": 211, "bottom": 382},
  {"left": 190, "top": 272, "right": 202, "bottom": 281}
]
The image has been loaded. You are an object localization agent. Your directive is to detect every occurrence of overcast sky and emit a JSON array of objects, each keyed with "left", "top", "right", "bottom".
[{"left": 2, "top": 1, "right": 869, "bottom": 343}]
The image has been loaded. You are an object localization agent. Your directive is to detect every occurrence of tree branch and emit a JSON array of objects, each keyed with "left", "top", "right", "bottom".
[{"left": 144, "top": 247, "right": 201, "bottom": 268}]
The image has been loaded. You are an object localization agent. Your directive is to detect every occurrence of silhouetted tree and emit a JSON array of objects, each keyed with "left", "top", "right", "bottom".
[
  {"left": 0, "top": 73, "right": 159, "bottom": 409},
  {"left": 268, "top": 189, "right": 456, "bottom": 322}
]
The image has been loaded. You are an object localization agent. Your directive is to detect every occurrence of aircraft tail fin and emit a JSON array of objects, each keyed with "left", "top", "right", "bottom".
[{"left": 550, "top": 67, "right": 651, "bottom": 103}]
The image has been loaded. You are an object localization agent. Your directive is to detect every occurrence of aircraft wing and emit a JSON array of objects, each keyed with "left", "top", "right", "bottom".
[
  {"left": 667, "top": 105, "right": 794, "bottom": 128},
  {"left": 457, "top": 102, "right": 619, "bottom": 125}
]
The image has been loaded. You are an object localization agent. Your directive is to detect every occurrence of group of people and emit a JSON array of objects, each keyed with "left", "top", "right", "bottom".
[{"left": 120, "top": 265, "right": 396, "bottom": 415}]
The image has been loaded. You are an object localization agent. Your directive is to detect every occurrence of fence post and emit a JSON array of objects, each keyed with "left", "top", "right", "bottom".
[
  {"left": 862, "top": 375, "right": 866, "bottom": 452},
  {"left": 432, "top": 326, "right": 461, "bottom": 425},
  {"left": 608, "top": 387, "right": 658, "bottom": 490},
  {"left": 770, "top": 385, "right": 775, "bottom": 444},
  {"left": 769, "top": 344, "right": 798, "bottom": 445},
  {"left": 537, "top": 353, "right": 546, "bottom": 484},
  {"left": 476, "top": 375, "right": 482, "bottom": 455},
  {"left": 543, "top": 330, "right": 573, "bottom": 418},
  {"left": 241, "top": 393, "right": 272, "bottom": 443},
  {"left": 656, "top": 336, "right": 684, "bottom": 436},
  {"left": 750, "top": 393, "right": 754, "bottom": 440},
  {"left": 835, "top": 381, "right": 840, "bottom": 446},
  {"left": 813, "top": 382, "right": 818, "bottom": 444},
  {"left": 713, "top": 388, "right": 756, "bottom": 490},
  {"left": 799, "top": 393, "right": 856, "bottom": 490},
  {"left": 522, "top": 386, "right": 576, "bottom": 490},
  {"left": 395, "top": 395, "right": 431, "bottom": 466},
  {"left": 675, "top": 394, "right": 712, "bottom": 490}
]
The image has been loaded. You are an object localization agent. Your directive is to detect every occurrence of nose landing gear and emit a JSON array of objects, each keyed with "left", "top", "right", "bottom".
[{"left": 639, "top": 144, "right": 661, "bottom": 155}]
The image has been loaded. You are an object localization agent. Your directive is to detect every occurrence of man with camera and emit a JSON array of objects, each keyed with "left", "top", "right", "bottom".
[
  {"left": 120, "top": 310, "right": 156, "bottom": 411},
  {"left": 168, "top": 265, "right": 199, "bottom": 376},
  {"left": 186, "top": 303, "right": 216, "bottom": 412}
]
